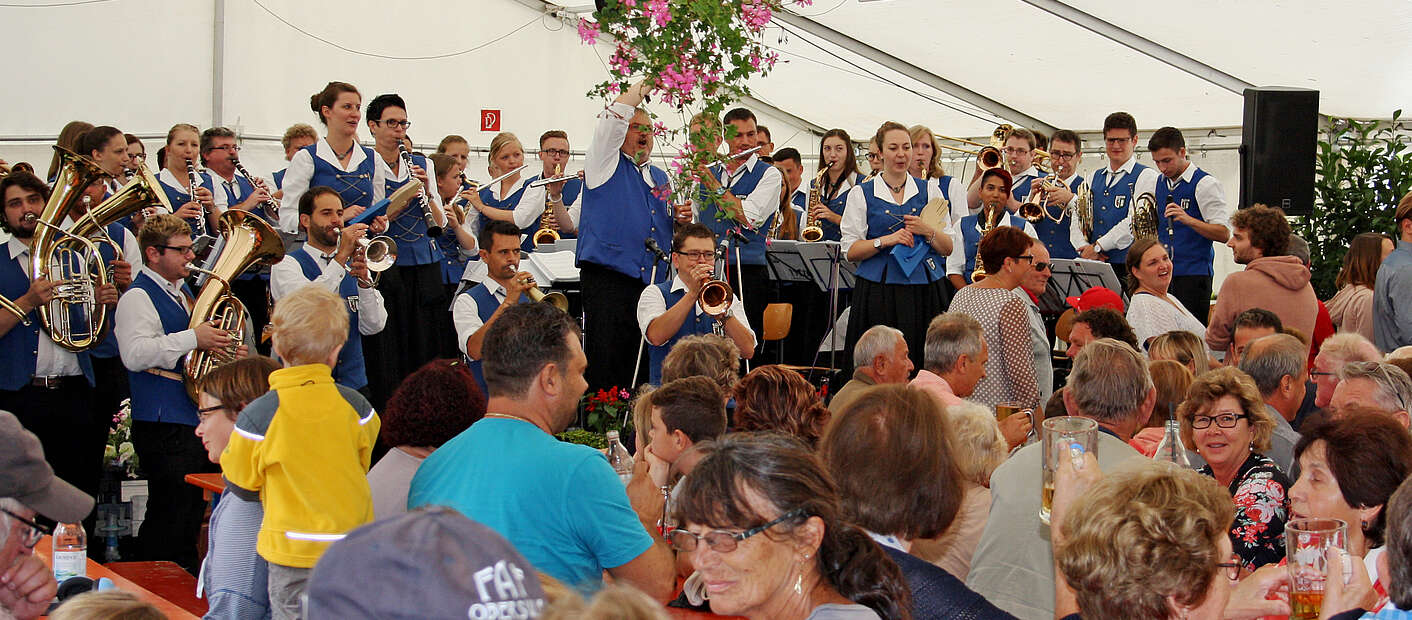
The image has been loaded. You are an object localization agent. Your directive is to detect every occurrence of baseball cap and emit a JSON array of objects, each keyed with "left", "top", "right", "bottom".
[
  {"left": 306, "top": 506, "right": 547, "bottom": 619},
  {"left": 1066, "top": 286, "right": 1125, "bottom": 313},
  {"left": 0, "top": 411, "right": 94, "bottom": 523}
]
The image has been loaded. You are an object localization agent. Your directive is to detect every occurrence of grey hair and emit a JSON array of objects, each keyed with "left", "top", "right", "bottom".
[
  {"left": 0, "top": 497, "right": 22, "bottom": 547},
  {"left": 923, "top": 313, "right": 984, "bottom": 373},
  {"left": 1319, "top": 333, "right": 1382, "bottom": 366},
  {"left": 852, "top": 325, "right": 905, "bottom": 369},
  {"left": 1339, "top": 361, "right": 1412, "bottom": 413},
  {"left": 943, "top": 401, "right": 1007, "bottom": 487},
  {"left": 1239, "top": 334, "right": 1306, "bottom": 396},
  {"left": 1069, "top": 338, "right": 1153, "bottom": 423}
]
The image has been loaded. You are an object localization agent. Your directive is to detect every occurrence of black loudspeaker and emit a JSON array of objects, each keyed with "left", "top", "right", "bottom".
[{"left": 1239, "top": 87, "right": 1319, "bottom": 216}]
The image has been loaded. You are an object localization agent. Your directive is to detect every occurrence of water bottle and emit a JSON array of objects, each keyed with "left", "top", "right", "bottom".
[
  {"left": 1153, "top": 418, "right": 1192, "bottom": 468},
  {"left": 606, "top": 430, "right": 634, "bottom": 485},
  {"left": 51, "top": 522, "right": 87, "bottom": 583}
]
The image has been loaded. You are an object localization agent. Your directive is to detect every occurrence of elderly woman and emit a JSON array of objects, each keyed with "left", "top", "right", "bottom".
[
  {"left": 947, "top": 226, "right": 1041, "bottom": 409},
  {"left": 1149, "top": 330, "right": 1212, "bottom": 376},
  {"left": 1177, "top": 367, "right": 1290, "bottom": 571},
  {"left": 194, "top": 355, "right": 282, "bottom": 620},
  {"left": 732, "top": 365, "right": 830, "bottom": 448},
  {"left": 1290, "top": 408, "right": 1412, "bottom": 613},
  {"left": 907, "top": 401, "right": 1007, "bottom": 581},
  {"left": 1125, "top": 237, "right": 1207, "bottom": 349},
  {"left": 368, "top": 359, "right": 485, "bottom": 519},
  {"left": 820, "top": 387, "right": 1013, "bottom": 618},
  {"left": 673, "top": 433, "right": 912, "bottom": 620}
]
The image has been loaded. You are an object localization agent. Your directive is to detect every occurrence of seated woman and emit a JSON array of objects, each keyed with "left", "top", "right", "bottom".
[
  {"left": 672, "top": 433, "right": 911, "bottom": 620},
  {"left": 1125, "top": 237, "right": 1207, "bottom": 349},
  {"left": 1290, "top": 408, "right": 1412, "bottom": 613},
  {"left": 1130, "top": 359, "right": 1195, "bottom": 457},
  {"left": 1177, "top": 366, "right": 1290, "bottom": 571},
  {"left": 194, "top": 355, "right": 282, "bottom": 620},
  {"left": 1149, "top": 330, "right": 1213, "bottom": 377},
  {"left": 909, "top": 401, "right": 1007, "bottom": 580},
  {"left": 732, "top": 365, "right": 830, "bottom": 448},
  {"left": 368, "top": 358, "right": 485, "bottom": 519},
  {"left": 820, "top": 386, "right": 1014, "bottom": 618}
]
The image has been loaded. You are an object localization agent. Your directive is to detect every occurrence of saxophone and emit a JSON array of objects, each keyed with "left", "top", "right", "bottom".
[
  {"left": 800, "top": 168, "right": 828, "bottom": 242},
  {"left": 532, "top": 164, "right": 563, "bottom": 248},
  {"left": 970, "top": 204, "right": 1003, "bottom": 283}
]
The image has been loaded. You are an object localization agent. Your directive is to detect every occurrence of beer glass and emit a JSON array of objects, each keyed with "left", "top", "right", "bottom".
[
  {"left": 1286, "top": 518, "right": 1348, "bottom": 620},
  {"left": 1039, "top": 416, "right": 1097, "bottom": 525}
]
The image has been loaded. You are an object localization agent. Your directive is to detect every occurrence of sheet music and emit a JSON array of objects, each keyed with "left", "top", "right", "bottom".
[{"left": 527, "top": 251, "right": 580, "bottom": 284}]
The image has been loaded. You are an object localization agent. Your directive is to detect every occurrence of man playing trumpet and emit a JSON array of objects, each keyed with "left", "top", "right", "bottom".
[
  {"left": 637, "top": 224, "right": 755, "bottom": 385},
  {"left": 452, "top": 219, "right": 548, "bottom": 395}
]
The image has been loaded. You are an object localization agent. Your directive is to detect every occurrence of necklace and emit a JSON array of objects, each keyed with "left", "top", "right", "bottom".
[
  {"left": 885, "top": 176, "right": 907, "bottom": 193},
  {"left": 329, "top": 138, "right": 356, "bottom": 162},
  {"left": 483, "top": 412, "right": 540, "bottom": 426}
]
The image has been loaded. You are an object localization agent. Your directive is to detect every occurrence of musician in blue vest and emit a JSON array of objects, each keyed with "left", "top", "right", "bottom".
[
  {"left": 968, "top": 127, "right": 1044, "bottom": 215},
  {"left": 271, "top": 123, "right": 318, "bottom": 193},
  {"left": 520, "top": 130, "right": 583, "bottom": 243},
  {"left": 451, "top": 220, "right": 542, "bottom": 394},
  {"left": 155, "top": 123, "right": 219, "bottom": 241},
  {"left": 429, "top": 153, "right": 480, "bottom": 291},
  {"left": 279, "top": 82, "right": 383, "bottom": 236},
  {"left": 1028, "top": 129, "right": 1084, "bottom": 260},
  {"left": 947, "top": 168, "right": 1037, "bottom": 288},
  {"left": 1147, "top": 126, "right": 1231, "bottom": 322},
  {"left": 803, "top": 130, "right": 866, "bottom": 242},
  {"left": 693, "top": 108, "right": 783, "bottom": 349},
  {"left": 467, "top": 133, "right": 539, "bottom": 252},
  {"left": 76, "top": 125, "right": 130, "bottom": 196},
  {"left": 636, "top": 224, "right": 755, "bottom": 385},
  {"left": 1066, "top": 112, "right": 1159, "bottom": 282},
  {"left": 0, "top": 172, "right": 108, "bottom": 540},
  {"left": 115, "top": 212, "right": 239, "bottom": 571},
  {"left": 579, "top": 78, "right": 674, "bottom": 390},
  {"left": 201, "top": 127, "right": 278, "bottom": 352},
  {"left": 269, "top": 186, "right": 387, "bottom": 398},
  {"left": 842, "top": 121, "right": 955, "bottom": 372}
]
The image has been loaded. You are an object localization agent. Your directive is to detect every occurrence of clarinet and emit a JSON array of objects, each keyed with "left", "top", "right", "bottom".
[
  {"left": 185, "top": 158, "right": 209, "bottom": 238},
  {"left": 398, "top": 143, "right": 442, "bottom": 238},
  {"left": 230, "top": 157, "right": 280, "bottom": 223}
]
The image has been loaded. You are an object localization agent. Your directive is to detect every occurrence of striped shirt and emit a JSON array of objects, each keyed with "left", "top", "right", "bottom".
[{"left": 201, "top": 491, "right": 271, "bottom": 619}]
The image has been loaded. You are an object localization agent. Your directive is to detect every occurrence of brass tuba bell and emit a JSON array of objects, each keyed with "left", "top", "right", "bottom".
[{"left": 1129, "top": 192, "right": 1160, "bottom": 241}]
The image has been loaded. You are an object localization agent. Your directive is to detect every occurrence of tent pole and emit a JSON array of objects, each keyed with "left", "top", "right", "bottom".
[{"left": 212, "top": 0, "right": 226, "bottom": 127}]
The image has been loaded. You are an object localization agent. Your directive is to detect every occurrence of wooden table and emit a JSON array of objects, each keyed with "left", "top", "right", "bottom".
[
  {"left": 35, "top": 536, "right": 198, "bottom": 619},
  {"left": 184, "top": 472, "right": 225, "bottom": 500}
]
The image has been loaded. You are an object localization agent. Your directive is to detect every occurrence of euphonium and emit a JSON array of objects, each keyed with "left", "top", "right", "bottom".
[
  {"left": 801, "top": 168, "right": 828, "bottom": 242},
  {"left": 971, "top": 204, "right": 1004, "bottom": 283},
  {"left": 1130, "top": 192, "right": 1160, "bottom": 241},
  {"left": 183, "top": 210, "right": 286, "bottom": 401},
  {"left": 532, "top": 164, "right": 564, "bottom": 248},
  {"left": 519, "top": 277, "right": 569, "bottom": 312}
]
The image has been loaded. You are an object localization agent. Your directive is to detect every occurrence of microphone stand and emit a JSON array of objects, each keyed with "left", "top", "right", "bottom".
[
  {"left": 727, "top": 229, "right": 751, "bottom": 372},
  {"left": 631, "top": 239, "right": 670, "bottom": 389}
]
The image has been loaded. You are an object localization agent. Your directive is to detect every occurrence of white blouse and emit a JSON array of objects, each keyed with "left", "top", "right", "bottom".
[{"left": 1127, "top": 291, "right": 1206, "bottom": 350}]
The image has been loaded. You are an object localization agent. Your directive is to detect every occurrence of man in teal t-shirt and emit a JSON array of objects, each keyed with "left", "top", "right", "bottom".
[{"left": 407, "top": 303, "right": 673, "bottom": 598}]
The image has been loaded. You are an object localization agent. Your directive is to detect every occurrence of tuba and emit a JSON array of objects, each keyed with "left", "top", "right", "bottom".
[
  {"left": 800, "top": 168, "right": 828, "bottom": 242},
  {"left": 183, "top": 210, "right": 286, "bottom": 401},
  {"left": 970, "top": 204, "right": 1004, "bottom": 283},
  {"left": 1129, "top": 192, "right": 1160, "bottom": 242}
]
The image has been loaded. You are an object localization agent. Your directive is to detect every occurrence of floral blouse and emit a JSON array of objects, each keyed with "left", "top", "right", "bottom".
[{"left": 1200, "top": 452, "right": 1291, "bottom": 571}]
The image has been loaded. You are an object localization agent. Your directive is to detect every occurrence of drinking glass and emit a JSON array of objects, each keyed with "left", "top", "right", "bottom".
[
  {"left": 1039, "top": 416, "right": 1097, "bottom": 525},
  {"left": 1286, "top": 518, "right": 1348, "bottom": 620}
]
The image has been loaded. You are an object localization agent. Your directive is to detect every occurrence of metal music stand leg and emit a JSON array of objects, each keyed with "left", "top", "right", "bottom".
[
  {"left": 808, "top": 243, "right": 842, "bottom": 383},
  {"left": 630, "top": 261, "right": 661, "bottom": 389},
  {"left": 734, "top": 242, "right": 749, "bottom": 374}
]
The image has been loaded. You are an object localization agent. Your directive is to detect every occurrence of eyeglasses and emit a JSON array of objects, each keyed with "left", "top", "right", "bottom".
[
  {"left": 866, "top": 153, "right": 881, "bottom": 161},
  {"left": 1049, "top": 150, "right": 1077, "bottom": 160},
  {"left": 1191, "top": 413, "right": 1249, "bottom": 429},
  {"left": 376, "top": 120, "right": 413, "bottom": 129},
  {"left": 1217, "top": 553, "right": 1242, "bottom": 581},
  {"left": 1003, "top": 147, "right": 1030, "bottom": 155},
  {"left": 208, "top": 145, "right": 240, "bottom": 153},
  {"left": 1105, "top": 137, "right": 1133, "bottom": 145},
  {"left": 156, "top": 244, "right": 195, "bottom": 255},
  {"left": 674, "top": 250, "right": 715, "bottom": 260},
  {"left": 196, "top": 404, "right": 227, "bottom": 422},
  {"left": 668, "top": 509, "right": 805, "bottom": 554},
  {"left": 1309, "top": 370, "right": 1336, "bottom": 378},
  {"left": 1033, "top": 261, "right": 1052, "bottom": 272},
  {"left": 1014, "top": 255, "right": 1035, "bottom": 262},
  {"left": 1, "top": 508, "right": 52, "bottom": 549},
  {"left": 541, "top": 149, "right": 570, "bottom": 157}
]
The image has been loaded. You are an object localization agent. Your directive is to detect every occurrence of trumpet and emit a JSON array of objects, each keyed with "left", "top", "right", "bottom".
[
  {"left": 230, "top": 157, "right": 280, "bottom": 223},
  {"left": 397, "top": 143, "right": 443, "bottom": 238},
  {"left": 532, "top": 164, "right": 564, "bottom": 248},
  {"left": 971, "top": 203, "right": 1004, "bottom": 283},
  {"left": 517, "top": 276, "right": 568, "bottom": 312},
  {"left": 801, "top": 168, "right": 828, "bottom": 242},
  {"left": 1017, "top": 175, "right": 1067, "bottom": 224},
  {"left": 333, "top": 227, "right": 398, "bottom": 286}
]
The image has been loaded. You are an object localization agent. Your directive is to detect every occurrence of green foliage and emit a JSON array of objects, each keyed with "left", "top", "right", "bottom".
[
  {"left": 556, "top": 429, "right": 608, "bottom": 450},
  {"left": 1295, "top": 111, "right": 1412, "bottom": 298}
]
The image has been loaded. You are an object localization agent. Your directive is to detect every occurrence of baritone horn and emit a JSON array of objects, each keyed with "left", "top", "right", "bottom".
[{"left": 183, "top": 210, "right": 286, "bottom": 401}]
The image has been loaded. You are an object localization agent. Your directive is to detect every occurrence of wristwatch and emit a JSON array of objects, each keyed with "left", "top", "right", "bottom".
[{"left": 872, "top": 238, "right": 882, "bottom": 249}]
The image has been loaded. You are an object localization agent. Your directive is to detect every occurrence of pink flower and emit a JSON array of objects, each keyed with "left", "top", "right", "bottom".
[
  {"left": 646, "top": 0, "right": 671, "bottom": 26},
  {"left": 577, "top": 18, "right": 600, "bottom": 45},
  {"left": 741, "top": 0, "right": 772, "bottom": 31},
  {"left": 748, "top": 53, "right": 762, "bottom": 69}
]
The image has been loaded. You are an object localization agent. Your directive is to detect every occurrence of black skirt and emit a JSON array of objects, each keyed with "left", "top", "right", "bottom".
[
  {"left": 845, "top": 276, "right": 949, "bottom": 374},
  {"left": 362, "top": 261, "right": 457, "bottom": 410}
]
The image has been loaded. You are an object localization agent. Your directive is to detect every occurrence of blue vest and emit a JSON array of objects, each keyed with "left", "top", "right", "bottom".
[
  {"left": 853, "top": 178, "right": 947, "bottom": 285},
  {"left": 956, "top": 210, "right": 1029, "bottom": 285},
  {"left": 803, "top": 172, "right": 866, "bottom": 242},
  {"left": 289, "top": 251, "right": 367, "bottom": 389},
  {"left": 478, "top": 180, "right": 533, "bottom": 253},
  {"left": 434, "top": 231, "right": 468, "bottom": 285},
  {"left": 521, "top": 175, "right": 583, "bottom": 248},
  {"left": 0, "top": 250, "right": 94, "bottom": 390},
  {"left": 387, "top": 152, "right": 442, "bottom": 266},
  {"left": 90, "top": 222, "right": 131, "bottom": 359},
  {"left": 461, "top": 282, "right": 530, "bottom": 396},
  {"left": 303, "top": 144, "right": 376, "bottom": 209},
  {"left": 1153, "top": 168, "right": 1215, "bottom": 277},
  {"left": 699, "top": 161, "right": 774, "bottom": 266},
  {"left": 1091, "top": 163, "right": 1150, "bottom": 264},
  {"left": 126, "top": 272, "right": 198, "bottom": 425},
  {"left": 1032, "top": 176, "right": 1081, "bottom": 260},
  {"left": 648, "top": 281, "right": 717, "bottom": 385},
  {"left": 577, "top": 154, "right": 673, "bottom": 284},
  {"left": 159, "top": 170, "right": 217, "bottom": 236},
  {"left": 272, "top": 168, "right": 286, "bottom": 190},
  {"left": 217, "top": 174, "right": 272, "bottom": 281},
  {"left": 1011, "top": 172, "right": 1036, "bottom": 203}
]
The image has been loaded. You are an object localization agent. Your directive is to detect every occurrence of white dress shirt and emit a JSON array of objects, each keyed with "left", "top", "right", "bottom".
[
  {"left": 1067, "top": 155, "right": 1159, "bottom": 253},
  {"left": 268, "top": 245, "right": 387, "bottom": 336},
  {"left": 519, "top": 175, "right": 583, "bottom": 230},
  {"left": 452, "top": 278, "right": 537, "bottom": 358},
  {"left": 636, "top": 275, "right": 755, "bottom": 346},
  {"left": 115, "top": 265, "right": 198, "bottom": 372},
  {"left": 278, "top": 137, "right": 386, "bottom": 234},
  {"left": 840, "top": 176, "right": 956, "bottom": 248},
  {"left": 6, "top": 238, "right": 83, "bottom": 377},
  {"left": 711, "top": 155, "right": 784, "bottom": 230},
  {"left": 586, "top": 103, "right": 654, "bottom": 190}
]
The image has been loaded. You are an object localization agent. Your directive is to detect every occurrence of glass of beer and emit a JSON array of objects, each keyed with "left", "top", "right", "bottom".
[
  {"left": 1039, "top": 416, "right": 1097, "bottom": 525},
  {"left": 1286, "top": 518, "right": 1348, "bottom": 620},
  {"left": 997, "top": 401, "right": 1037, "bottom": 445}
]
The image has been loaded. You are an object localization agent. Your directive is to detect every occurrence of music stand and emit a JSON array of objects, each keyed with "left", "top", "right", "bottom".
[
  {"left": 764, "top": 240, "right": 813, "bottom": 283},
  {"left": 800, "top": 241, "right": 856, "bottom": 381},
  {"left": 1038, "top": 258, "right": 1125, "bottom": 315}
]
